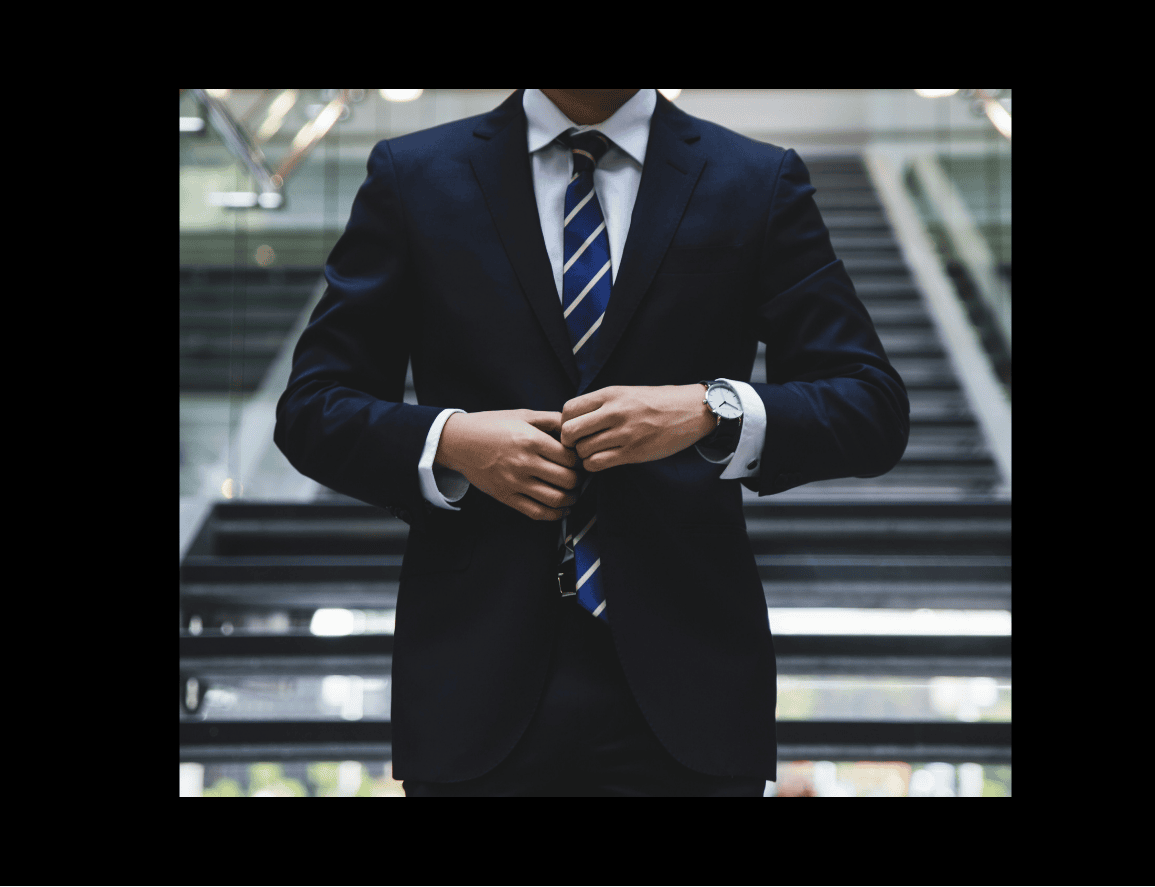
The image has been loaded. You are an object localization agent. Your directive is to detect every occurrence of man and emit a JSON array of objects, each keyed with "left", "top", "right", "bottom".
[{"left": 274, "top": 89, "right": 909, "bottom": 796}]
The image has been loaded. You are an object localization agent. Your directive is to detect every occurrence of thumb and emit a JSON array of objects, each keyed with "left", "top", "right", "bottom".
[{"left": 523, "top": 410, "right": 562, "bottom": 438}]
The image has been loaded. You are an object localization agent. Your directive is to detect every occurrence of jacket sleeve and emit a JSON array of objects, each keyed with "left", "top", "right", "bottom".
[
  {"left": 274, "top": 139, "right": 444, "bottom": 530},
  {"left": 741, "top": 149, "right": 910, "bottom": 497}
]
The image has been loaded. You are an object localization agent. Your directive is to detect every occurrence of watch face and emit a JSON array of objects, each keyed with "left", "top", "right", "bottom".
[{"left": 707, "top": 385, "right": 742, "bottom": 420}]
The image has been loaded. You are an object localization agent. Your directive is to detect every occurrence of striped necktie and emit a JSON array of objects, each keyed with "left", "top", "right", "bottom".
[{"left": 560, "top": 129, "right": 612, "bottom": 622}]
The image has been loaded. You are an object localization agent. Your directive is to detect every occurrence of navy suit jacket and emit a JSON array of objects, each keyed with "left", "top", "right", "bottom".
[{"left": 274, "top": 89, "right": 909, "bottom": 782}]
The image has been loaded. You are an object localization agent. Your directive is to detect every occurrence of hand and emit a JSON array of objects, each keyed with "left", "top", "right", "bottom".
[
  {"left": 560, "top": 384, "right": 716, "bottom": 472},
  {"left": 435, "top": 409, "right": 580, "bottom": 521}
]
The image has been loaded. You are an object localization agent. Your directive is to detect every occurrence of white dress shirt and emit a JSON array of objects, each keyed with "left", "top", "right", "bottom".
[{"left": 417, "top": 88, "right": 768, "bottom": 519}]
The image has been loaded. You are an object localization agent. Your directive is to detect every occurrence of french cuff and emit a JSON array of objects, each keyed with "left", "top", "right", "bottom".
[
  {"left": 419, "top": 408, "right": 469, "bottom": 510},
  {"left": 694, "top": 379, "right": 767, "bottom": 479}
]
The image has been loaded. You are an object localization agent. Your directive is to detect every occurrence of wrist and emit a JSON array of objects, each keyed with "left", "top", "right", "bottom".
[
  {"left": 689, "top": 383, "right": 718, "bottom": 443},
  {"left": 434, "top": 412, "right": 465, "bottom": 472}
]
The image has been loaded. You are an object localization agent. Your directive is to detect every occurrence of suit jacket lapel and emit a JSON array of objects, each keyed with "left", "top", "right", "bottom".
[
  {"left": 580, "top": 93, "right": 705, "bottom": 394},
  {"left": 469, "top": 90, "right": 581, "bottom": 389},
  {"left": 468, "top": 90, "right": 706, "bottom": 395}
]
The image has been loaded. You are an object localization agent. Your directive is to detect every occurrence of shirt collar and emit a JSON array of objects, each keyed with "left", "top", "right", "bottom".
[{"left": 524, "top": 89, "right": 656, "bottom": 166}]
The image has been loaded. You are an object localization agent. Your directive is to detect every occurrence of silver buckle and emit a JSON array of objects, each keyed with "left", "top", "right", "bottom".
[{"left": 558, "top": 572, "right": 576, "bottom": 597}]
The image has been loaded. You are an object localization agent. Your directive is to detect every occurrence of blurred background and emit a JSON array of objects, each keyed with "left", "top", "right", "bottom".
[{"left": 179, "top": 89, "right": 1011, "bottom": 797}]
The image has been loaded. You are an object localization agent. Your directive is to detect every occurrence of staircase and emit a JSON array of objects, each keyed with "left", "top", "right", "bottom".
[
  {"left": 180, "top": 266, "right": 320, "bottom": 393},
  {"left": 180, "top": 155, "right": 1011, "bottom": 774}
]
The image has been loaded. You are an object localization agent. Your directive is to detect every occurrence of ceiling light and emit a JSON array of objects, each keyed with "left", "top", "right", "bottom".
[{"left": 380, "top": 89, "right": 423, "bottom": 102}]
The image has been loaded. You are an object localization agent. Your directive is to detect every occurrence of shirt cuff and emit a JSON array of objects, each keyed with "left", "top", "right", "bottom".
[
  {"left": 695, "top": 379, "right": 766, "bottom": 479},
  {"left": 419, "top": 408, "right": 470, "bottom": 510}
]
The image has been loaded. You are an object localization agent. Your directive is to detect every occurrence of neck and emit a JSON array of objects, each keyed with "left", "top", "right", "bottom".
[{"left": 540, "top": 89, "right": 640, "bottom": 125}]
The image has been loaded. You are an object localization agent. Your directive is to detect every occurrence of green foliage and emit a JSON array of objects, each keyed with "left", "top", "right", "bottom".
[
  {"left": 245, "top": 763, "right": 307, "bottom": 797},
  {"left": 982, "top": 778, "right": 1007, "bottom": 797},
  {"left": 202, "top": 777, "right": 243, "bottom": 797},
  {"left": 308, "top": 762, "right": 340, "bottom": 796}
]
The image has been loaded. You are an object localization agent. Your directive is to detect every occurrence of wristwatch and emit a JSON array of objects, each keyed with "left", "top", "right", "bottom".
[{"left": 699, "top": 380, "right": 743, "bottom": 453}]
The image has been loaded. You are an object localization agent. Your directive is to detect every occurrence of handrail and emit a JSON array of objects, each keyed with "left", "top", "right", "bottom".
[
  {"left": 191, "top": 90, "right": 282, "bottom": 207},
  {"left": 909, "top": 154, "right": 1011, "bottom": 355},
  {"left": 863, "top": 148, "right": 1011, "bottom": 493},
  {"left": 186, "top": 89, "right": 353, "bottom": 209}
]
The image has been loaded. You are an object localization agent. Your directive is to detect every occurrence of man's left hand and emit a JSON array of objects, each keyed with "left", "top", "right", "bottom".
[{"left": 560, "top": 384, "right": 717, "bottom": 472}]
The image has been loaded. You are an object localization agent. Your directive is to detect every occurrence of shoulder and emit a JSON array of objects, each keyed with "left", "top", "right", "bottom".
[
  {"left": 367, "top": 90, "right": 524, "bottom": 178},
  {"left": 660, "top": 96, "right": 803, "bottom": 182},
  {"left": 365, "top": 113, "right": 487, "bottom": 176}
]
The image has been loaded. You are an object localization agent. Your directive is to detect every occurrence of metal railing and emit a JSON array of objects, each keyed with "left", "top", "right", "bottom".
[{"left": 183, "top": 89, "right": 355, "bottom": 209}]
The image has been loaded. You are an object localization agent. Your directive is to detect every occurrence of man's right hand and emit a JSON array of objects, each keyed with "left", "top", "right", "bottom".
[{"left": 434, "top": 409, "right": 580, "bottom": 521}]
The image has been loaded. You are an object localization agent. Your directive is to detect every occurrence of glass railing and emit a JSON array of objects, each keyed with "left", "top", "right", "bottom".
[
  {"left": 862, "top": 90, "right": 1011, "bottom": 491},
  {"left": 878, "top": 90, "right": 1012, "bottom": 369}
]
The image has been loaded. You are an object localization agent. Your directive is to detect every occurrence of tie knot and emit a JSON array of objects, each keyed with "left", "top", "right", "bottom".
[{"left": 561, "top": 130, "right": 610, "bottom": 175}]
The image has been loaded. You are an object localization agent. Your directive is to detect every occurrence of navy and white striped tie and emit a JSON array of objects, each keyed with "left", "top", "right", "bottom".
[{"left": 561, "top": 129, "right": 612, "bottom": 623}]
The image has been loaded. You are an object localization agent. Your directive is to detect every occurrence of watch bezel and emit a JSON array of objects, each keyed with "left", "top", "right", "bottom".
[{"left": 705, "top": 382, "right": 743, "bottom": 421}]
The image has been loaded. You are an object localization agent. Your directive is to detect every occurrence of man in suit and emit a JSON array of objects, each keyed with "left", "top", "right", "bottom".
[{"left": 274, "top": 89, "right": 909, "bottom": 796}]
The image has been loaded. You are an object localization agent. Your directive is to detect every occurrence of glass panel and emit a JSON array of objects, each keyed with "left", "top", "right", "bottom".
[
  {"left": 183, "top": 673, "right": 390, "bottom": 722},
  {"left": 897, "top": 89, "right": 1011, "bottom": 391},
  {"left": 776, "top": 675, "right": 1010, "bottom": 722},
  {"left": 179, "top": 671, "right": 1009, "bottom": 724}
]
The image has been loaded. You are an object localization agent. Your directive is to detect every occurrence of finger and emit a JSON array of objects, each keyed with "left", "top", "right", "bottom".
[
  {"left": 583, "top": 446, "right": 624, "bottom": 472},
  {"left": 510, "top": 491, "right": 566, "bottom": 521},
  {"left": 560, "top": 407, "right": 618, "bottom": 449},
  {"left": 525, "top": 479, "right": 579, "bottom": 509},
  {"left": 574, "top": 428, "right": 622, "bottom": 461},
  {"left": 561, "top": 389, "right": 610, "bottom": 426},
  {"left": 523, "top": 410, "right": 562, "bottom": 437},
  {"left": 532, "top": 460, "right": 580, "bottom": 492},
  {"left": 535, "top": 434, "right": 579, "bottom": 468}
]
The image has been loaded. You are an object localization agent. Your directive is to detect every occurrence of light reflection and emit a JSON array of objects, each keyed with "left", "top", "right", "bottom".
[
  {"left": 775, "top": 675, "right": 1010, "bottom": 722},
  {"left": 768, "top": 608, "right": 1011, "bottom": 635},
  {"left": 321, "top": 675, "right": 364, "bottom": 721},
  {"left": 380, "top": 89, "right": 422, "bottom": 102},
  {"left": 291, "top": 101, "right": 344, "bottom": 154},
  {"left": 254, "top": 89, "right": 298, "bottom": 143},
  {"left": 985, "top": 98, "right": 1012, "bottom": 138},
  {"left": 929, "top": 676, "right": 1001, "bottom": 722}
]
